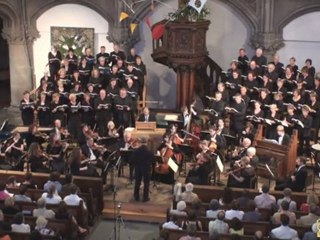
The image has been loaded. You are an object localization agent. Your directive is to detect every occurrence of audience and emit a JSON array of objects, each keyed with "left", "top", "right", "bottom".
[
  {"left": 219, "top": 187, "right": 234, "bottom": 207},
  {"left": 229, "top": 217, "right": 244, "bottom": 235},
  {"left": 2, "top": 197, "right": 19, "bottom": 215},
  {"left": 14, "top": 184, "right": 32, "bottom": 203},
  {"left": 270, "top": 214, "right": 299, "bottom": 240},
  {"left": 11, "top": 212, "right": 31, "bottom": 233},
  {"left": 63, "top": 185, "right": 86, "bottom": 209},
  {"left": 300, "top": 192, "right": 319, "bottom": 213},
  {"left": 243, "top": 200, "right": 261, "bottom": 221},
  {"left": 0, "top": 181, "right": 11, "bottom": 200},
  {"left": 271, "top": 200, "right": 296, "bottom": 225},
  {"left": 225, "top": 200, "right": 244, "bottom": 220},
  {"left": 180, "top": 183, "right": 199, "bottom": 203},
  {"left": 179, "top": 223, "right": 201, "bottom": 240},
  {"left": 170, "top": 201, "right": 187, "bottom": 217},
  {"left": 43, "top": 172, "right": 62, "bottom": 193},
  {"left": 181, "top": 210, "right": 202, "bottom": 231},
  {"left": 254, "top": 185, "right": 276, "bottom": 209},
  {"left": 297, "top": 204, "right": 319, "bottom": 226},
  {"left": 35, "top": 216, "right": 55, "bottom": 236},
  {"left": 6, "top": 176, "right": 18, "bottom": 189},
  {"left": 277, "top": 188, "right": 297, "bottom": 211},
  {"left": 30, "top": 230, "right": 43, "bottom": 240},
  {"left": 33, "top": 198, "right": 55, "bottom": 219},
  {"left": 22, "top": 172, "right": 37, "bottom": 189},
  {"left": 61, "top": 173, "right": 79, "bottom": 195},
  {"left": 41, "top": 185, "right": 62, "bottom": 204},
  {"left": 162, "top": 215, "right": 180, "bottom": 230},
  {"left": 237, "top": 189, "right": 250, "bottom": 209},
  {"left": 206, "top": 199, "right": 220, "bottom": 218},
  {"left": 208, "top": 210, "right": 229, "bottom": 237}
]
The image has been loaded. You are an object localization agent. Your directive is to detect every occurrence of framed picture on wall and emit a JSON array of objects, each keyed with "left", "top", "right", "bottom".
[{"left": 50, "top": 26, "right": 95, "bottom": 57}]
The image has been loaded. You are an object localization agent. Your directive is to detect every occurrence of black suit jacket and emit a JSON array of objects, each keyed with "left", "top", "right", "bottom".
[
  {"left": 275, "top": 133, "right": 290, "bottom": 146},
  {"left": 290, "top": 165, "right": 308, "bottom": 192},
  {"left": 137, "top": 113, "right": 156, "bottom": 122}
]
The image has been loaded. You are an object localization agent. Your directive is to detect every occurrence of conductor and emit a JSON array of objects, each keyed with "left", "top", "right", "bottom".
[{"left": 130, "top": 137, "right": 154, "bottom": 202}]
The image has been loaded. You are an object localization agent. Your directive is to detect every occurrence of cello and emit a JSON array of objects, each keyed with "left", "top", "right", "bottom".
[{"left": 154, "top": 135, "right": 174, "bottom": 174}]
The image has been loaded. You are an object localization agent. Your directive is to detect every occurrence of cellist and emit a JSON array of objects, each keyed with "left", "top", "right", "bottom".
[{"left": 168, "top": 124, "right": 184, "bottom": 165}]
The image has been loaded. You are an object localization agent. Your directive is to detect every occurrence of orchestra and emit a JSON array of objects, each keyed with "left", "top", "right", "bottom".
[{"left": 3, "top": 44, "right": 317, "bottom": 202}]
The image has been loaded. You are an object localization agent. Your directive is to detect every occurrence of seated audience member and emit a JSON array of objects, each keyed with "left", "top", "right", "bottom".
[
  {"left": 191, "top": 198, "right": 205, "bottom": 217},
  {"left": 270, "top": 214, "right": 299, "bottom": 240},
  {"left": 254, "top": 185, "right": 276, "bottom": 209},
  {"left": 182, "top": 210, "right": 202, "bottom": 231},
  {"left": 55, "top": 201, "right": 87, "bottom": 234},
  {"left": 22, "top": 172, "right": 37, "bottom": 189},
  {"left": 208, "top": 210, "right": 229, "bottom": 237},
  {"left": 6, "top": 176, "right": 18, "bottom": 189},
  {"left": 61, "top": 173, "right": 79, "bottom": 195},
  {"left": 14, "top": 184, "right": 32, "bottom": 203},
  {"left": 179, "top": 224, "right": 201, "bottom": 240},
  {"left": 41, "top": 185, "right": 62, "bottom": 205},
  {"left": 300, "top": 192, "right": 319, "bottom": 213},
  {"left": 30, "top": 230, "right": 43, "bottom": 240},
  {"left": 63, "top": 185, "right": 86, "bottom": 209},
  {"left": 277, "top": 188, "right": 297, "bottom": 211},
  {"left": 180, "top": 183, "right": 199, "bottom": 203},
  {"left": 0, "top": 181, "right": 11, "bottom": 200},
  {"left": 297, "top": 204, "right": 319, "bottom": 226},
  {"left": 162, "top": 215, "right": 180, "bottom": 230},
  {"left": 219, "top": 187, "right": 234, "bottom": 207},
  {"left": 237, "top": 189, "right": 250, "bottom": 209},
  {"left": 2, "top": 197, "right": 19, "bottom": 215},
  {"left": 0, "top": 210, "right": 11, "bottom": 232},
  {"left": 11, "top": 212, "right": 31, "bottom": 233},
  {"left": 243, "top": 200, "right": 261, "bottom": 222},
  {"left": 206, "top": 199, "right": 220, "bottom": 218},
  {"left": 33, "top": 198, "right": 55, "bottom": 219},
  {"left": 272, "top": 200, "right": 296, "bottom": 225},
  {"left": 43, "top": 171, "right": 62, "bottom": 193},
  {"left": 35, "top": 216, "right": 55, "bottom": 236},
  {"left": 229, "top": 217, "right": 244, "bottom": 235},
  {"left": 225, "top": 200, "right": 244, "bottom": 220},
  {"left": 170, "top": 200, "right": 187, "bottom": 217}
]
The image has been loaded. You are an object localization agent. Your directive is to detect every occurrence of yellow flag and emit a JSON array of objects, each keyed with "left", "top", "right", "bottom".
[
  {"left": 119, "top": 12, "right": 129, "bottom": 22},
  {"left": 130, "top": 23, "right": 138, "bottom": 33}
]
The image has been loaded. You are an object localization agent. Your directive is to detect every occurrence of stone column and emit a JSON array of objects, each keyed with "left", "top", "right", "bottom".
[
  {"left": 2, "top": 27, "right": 33, "bottom": 107},
  {"left": 250, "top": 0, "right": 284, "bottom": 60}
]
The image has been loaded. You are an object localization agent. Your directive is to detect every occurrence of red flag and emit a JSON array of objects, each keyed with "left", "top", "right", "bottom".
[{"left": 152, "top": 23, "right": 165, "bottom": 40}]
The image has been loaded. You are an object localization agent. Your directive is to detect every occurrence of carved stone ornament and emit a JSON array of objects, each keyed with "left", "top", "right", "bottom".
[
  {"left": 1, "top": 26, "right": 25, "bottom": 45},
  {"left": 249, "top": 32, "right": 285, "bottom": 56}
]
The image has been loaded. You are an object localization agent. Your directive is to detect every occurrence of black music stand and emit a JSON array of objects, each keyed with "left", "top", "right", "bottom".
[
  {"left": 179, "top": 144, "right": 196, "bottom": 175},
  {"left": 104, "top": 150, "right": 121, "bottom": 192}
]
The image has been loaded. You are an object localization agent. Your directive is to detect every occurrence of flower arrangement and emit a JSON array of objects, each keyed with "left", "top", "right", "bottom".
[{"left": 168, "top": 0, "right": 210, "bottom": 22}]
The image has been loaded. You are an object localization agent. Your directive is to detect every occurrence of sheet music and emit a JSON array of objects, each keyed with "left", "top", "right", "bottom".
[
  {"left": 168, "top": 158, "right": 179, "bottom": 173},
  {"left": 216, "top": 156, "right": 224, "bottom": 173}
]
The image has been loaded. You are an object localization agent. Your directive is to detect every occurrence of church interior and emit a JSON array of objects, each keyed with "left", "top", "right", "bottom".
[{"left": 1, "top": 0, "right": 320, "bottom": 239}]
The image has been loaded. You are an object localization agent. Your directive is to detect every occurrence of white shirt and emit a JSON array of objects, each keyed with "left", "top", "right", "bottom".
[
  {"left": 254, "top": 193, "right": 276, "bottom": 209},
  {"left": 271, "top": 225, "right": 299, "bottom": 239},
  {"left": 162, "top": 221, "right": 180, "bottom": 230},
  {"left": 11, "top": 223, "right": 31, "bottom": 233},
  {"left": 41, "top": 192, "right": 62, "bottom": 205},
  {"left": 63, "top": 194, "right": 87, "bottom": 209},
  {"left": 278, "top": 135, "right": 283, "bottom": 145},
  {"left": 225, "top": 209, "right": 244, "bottom": 220}
]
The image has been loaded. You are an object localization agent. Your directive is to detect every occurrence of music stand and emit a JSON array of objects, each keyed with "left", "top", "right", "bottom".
[{"left": 179, "top": 144, "right": 195, "bottom": 176}]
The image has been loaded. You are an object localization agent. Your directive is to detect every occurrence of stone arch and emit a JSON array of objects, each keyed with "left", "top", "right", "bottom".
[
  {"left": 277, "top": 4, "right": 320, "bottom": 33},
  {"left": 29, "top": 0, "right": 114, "bottom": 29},
  {"left": 0, "top": 2, "right": 18, "bottom": 28}
]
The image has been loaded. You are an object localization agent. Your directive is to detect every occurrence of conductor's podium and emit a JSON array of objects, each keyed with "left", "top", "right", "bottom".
[{"left": 125, "top": 122, "right": 165, "bottom": 152}]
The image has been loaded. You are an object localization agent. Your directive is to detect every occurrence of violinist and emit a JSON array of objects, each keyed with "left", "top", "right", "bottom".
[
  {"left": 52, "top": 119, "right": 70, "bottom": 142},
  {"left": 231, "top": 138, "right": 252, "bottom": 162},
  {"left": 28, "top": 142, "right": 49, "bottom": 173},
  {"left": 206, "top": 125, "right": 226, "bottom": 151},
  {"left": 25, "top": 124, "right": 48, "bottom": 148},
  {"left": 168, "top": 124, "right": 183, "bottom": 164},
  {"left": 20, "top": 91, "right": 35, "bottom": 126},
  {"left": 107, "top": 121, "right": 119, "bottom": 138},
  {"left": 78, "top": 124, "right": 99, "bottom": 147},
  {"left": 5, "top": 131, "right": 25, "bottom": 171},
  {"left": 46, "top": 133, "right": 67, "bottom": 173},
  {"left": 68, "top": 147, "right": 98, "bottom": 177},
  {"left": 186, "top": 140, "right": 213, "bottom": 185},
  {"left": 226, "top": 156, "right": 255, "bottom": 189},
  {"left": 36, "top": 92, "right": 51, "bottom": 127},
  {"left": 81, "top": 138, "right": 108, "bottom": 172}
]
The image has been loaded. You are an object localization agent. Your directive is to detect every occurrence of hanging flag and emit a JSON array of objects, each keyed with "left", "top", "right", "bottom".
[
  {"left": 188, "top": 0, "right": 207, "bottom": 14},
  {"left": 119, "top": 12, "right": 129, "bottom": 22},
  {"left": 152, "top": 23, "right": 165, "bottom": 40},
  {"left": 130, "top": 23, "right": 138, "bottom": 33},
  {"left": 145, "top": 16, "right": 151, "bottom": 29}
]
